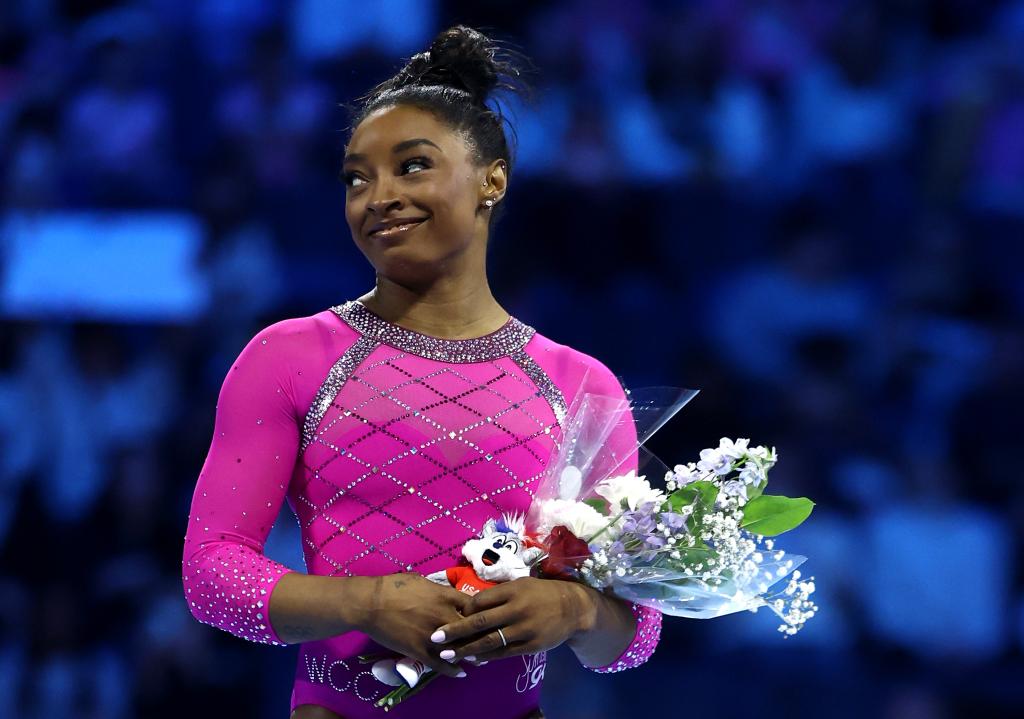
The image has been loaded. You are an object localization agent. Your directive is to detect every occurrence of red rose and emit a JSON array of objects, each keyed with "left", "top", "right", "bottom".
[{"left": 538, "top": 525, "right": 592, "bottom": 581}]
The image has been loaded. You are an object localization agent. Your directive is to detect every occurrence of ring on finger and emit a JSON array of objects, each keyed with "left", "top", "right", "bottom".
[{"left": 496, "top": 627, "right": 508, "bottom": 647}]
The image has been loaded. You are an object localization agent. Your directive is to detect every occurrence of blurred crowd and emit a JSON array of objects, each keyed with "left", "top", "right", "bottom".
[{"left": 1, "top": 1, "right": 1022, "bottom": 717}]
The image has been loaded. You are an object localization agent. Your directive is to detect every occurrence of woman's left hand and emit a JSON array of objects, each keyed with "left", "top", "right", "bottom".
[{"left": 429, "top": 577, "right": 595, "bottom": 664}]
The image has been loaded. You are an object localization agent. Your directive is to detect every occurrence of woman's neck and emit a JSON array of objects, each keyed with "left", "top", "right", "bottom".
[{"left": 356, "top": 279, "right": 510, "bottom": 340}]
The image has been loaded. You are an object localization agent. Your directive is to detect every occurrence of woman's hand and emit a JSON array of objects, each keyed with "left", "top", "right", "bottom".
[
  {"left": 427, "top": 577, "right": 595, "bottom": 664},
  {"left": 355, "top": 573, "right": 473, "bottom": 678}
]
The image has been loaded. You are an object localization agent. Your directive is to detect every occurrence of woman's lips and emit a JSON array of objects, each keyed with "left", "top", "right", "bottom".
[{"left": 369, "top": 218, "right": 426, "bottom": 239}]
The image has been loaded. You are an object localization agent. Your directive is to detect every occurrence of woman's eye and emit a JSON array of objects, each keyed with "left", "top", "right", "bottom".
[
  {"left": 342, "top": 172, "right": 366, "bottom": 188},
  {"left": 402, "top": 157, "right": 430, "bottom": 174}
]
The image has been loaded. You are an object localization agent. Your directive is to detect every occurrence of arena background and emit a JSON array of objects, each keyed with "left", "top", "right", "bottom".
[{"left": 1, "top": 1, "right": 1023, "bottom": 717}]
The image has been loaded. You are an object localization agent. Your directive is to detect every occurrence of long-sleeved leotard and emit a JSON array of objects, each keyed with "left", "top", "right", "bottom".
[{"left": 182, "top": 300, "right": 661, "bottom": 718}]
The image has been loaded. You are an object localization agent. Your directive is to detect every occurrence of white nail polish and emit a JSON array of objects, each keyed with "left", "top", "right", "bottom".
[
  {"left": 456, "top": 670, "right": 467, "bottom": 678},
  {"left": 431, "top": 630, "right": 446, "bottom": 643}
]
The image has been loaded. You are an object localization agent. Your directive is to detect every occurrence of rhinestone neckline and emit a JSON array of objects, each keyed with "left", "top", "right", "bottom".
[{"left": 330, "top": 300, "right": 535, "bottom": 363}]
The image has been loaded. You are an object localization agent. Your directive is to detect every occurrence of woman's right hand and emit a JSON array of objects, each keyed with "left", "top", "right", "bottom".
[{"left": 354, "top": 573, "right": 472, "bottom": 678}]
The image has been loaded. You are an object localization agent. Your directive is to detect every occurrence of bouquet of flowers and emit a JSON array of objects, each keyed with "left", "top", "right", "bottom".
[
  {"left": 362, "top": 383, "right": 818, "bottom": 711},
  {"left": 526, "top": 386, "right": 818, "bottom": 635}
]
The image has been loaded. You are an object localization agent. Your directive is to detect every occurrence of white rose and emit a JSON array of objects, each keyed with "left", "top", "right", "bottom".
[
  {"left": 534, "top": 499, "right": 617, "bottom": 544},
  {"left": 593, "top": 471, "right": 666, "bottom": 512}
]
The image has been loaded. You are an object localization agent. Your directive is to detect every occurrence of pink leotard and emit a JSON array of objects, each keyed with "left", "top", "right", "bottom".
[{"left": 182, "top": 300, "right": 661, "bottom": 718}]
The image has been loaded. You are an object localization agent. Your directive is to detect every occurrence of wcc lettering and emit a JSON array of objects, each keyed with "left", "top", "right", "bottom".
[
  {"left": 305, "top": 653, "right": 383, "bottom": 703},
  {"left": 305, "top": 649, "right": 548, "bottom": 699}
]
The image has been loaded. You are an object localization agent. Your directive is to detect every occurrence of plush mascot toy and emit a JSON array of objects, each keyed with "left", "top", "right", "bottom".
[
  {"left": 426, "top": 511, "right": 545, "bottom": 592},
  {"left": 368, "top": 512, "right": 545, "bottom": 707}
]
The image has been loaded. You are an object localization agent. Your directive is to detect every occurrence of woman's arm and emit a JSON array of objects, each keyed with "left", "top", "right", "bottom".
[
  {"left": 267, "top": 572, "right": 376, "bottom": 644},
  {"left": 568, "top": 586, "right": 663, "bottom": 672},
  {"left": 182, "top": 321, "right": 316, "bottom": 645}
]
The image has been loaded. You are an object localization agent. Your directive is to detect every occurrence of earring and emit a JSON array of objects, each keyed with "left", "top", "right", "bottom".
[{"left": 483, "top": 198, "right": 495, "bottom": 207}]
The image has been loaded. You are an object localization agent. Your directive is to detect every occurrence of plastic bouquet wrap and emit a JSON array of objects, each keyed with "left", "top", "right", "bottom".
[{"left": 526, "top": 385, "right": 818, "bottom": 635}]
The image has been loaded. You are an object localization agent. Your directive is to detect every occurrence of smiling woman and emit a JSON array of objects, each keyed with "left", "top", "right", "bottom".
[
  {"left": 342, "top": 105, "right": 499, "bottom": 284},
  {"left": 337, "top": 25, "right": 519, "bottom": 303},
  {"left": 181, "top": 25, "right": 661, "bottom": 719}
]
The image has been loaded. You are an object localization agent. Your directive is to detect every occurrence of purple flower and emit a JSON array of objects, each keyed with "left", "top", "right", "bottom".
[
  {"left": 622, "top": 510, "right": 653, "bottom": 535},
  {"left": 636, "top": 499, "right": 660, "bottom": 514},
  {"left": 660, "top": 511, "right": 688, "bottom": 530}
]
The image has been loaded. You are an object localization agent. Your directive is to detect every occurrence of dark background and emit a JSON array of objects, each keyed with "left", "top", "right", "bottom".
[{"left": 1, "top": 1, "right": 1022, "bottom": 717}]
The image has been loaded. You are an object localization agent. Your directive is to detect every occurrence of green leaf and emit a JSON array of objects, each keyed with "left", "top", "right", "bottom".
[
  {"left": 667, "top": 490, "right": 692, "bottom": 513},
  {"left": 694, "top": 481, "right": 719, "bottom": 509},
  {"left": 667, "top": 489, "right": 692, "bottom": 512},
  {"left": 584, "top": 497, "right": 609, "bottom": 514},
  {"left": 668, "top": 481, "right": 718, "bottom": 512},
  {"left": 740, "top": 495, "right": 814, "bottom": 536}
]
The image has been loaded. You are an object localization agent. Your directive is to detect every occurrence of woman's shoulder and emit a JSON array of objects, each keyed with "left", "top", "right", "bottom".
[
  {"left": 524, "top": 328, "right": 625, "bottom": 398},
  {"left": 235, "top": 308, "right": 360, "bottom": 367},
  {"left": 251, "top": 308, "right": 357, "bottom": 342}
]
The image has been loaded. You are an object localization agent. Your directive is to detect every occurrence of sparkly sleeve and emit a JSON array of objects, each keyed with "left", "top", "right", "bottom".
[
  {"left": 182, "top": 321, "right": 306, "bottom": 646},
  {"left": 571, "top": 355, "right": 664, "bottom": 673},
  {"left": 585, "top": 603, "right": 663, "bottom": 673}
]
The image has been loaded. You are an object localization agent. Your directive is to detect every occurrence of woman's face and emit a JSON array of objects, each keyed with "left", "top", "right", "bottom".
[{"left": 342, "top": 104, "right": 501, "bottom": 285}]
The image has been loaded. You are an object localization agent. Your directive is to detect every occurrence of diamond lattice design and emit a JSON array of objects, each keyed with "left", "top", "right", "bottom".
[{"left": 296, "top": 347, "right": 562, "bottom": 577}]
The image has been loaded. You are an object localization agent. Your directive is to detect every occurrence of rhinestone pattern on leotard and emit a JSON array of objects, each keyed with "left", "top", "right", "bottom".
[
  {"left": 298, "top": 338, "right": 563, "bottom": 579},
  {"left": 302, "top": 335, "right": 378, "bottom": 452},
  {"left": 588, "top": 603, "right": 662, "bottom": 672},
  {"left": 184, "top": 542, "right": 290, "bottom": 645},
  {"left": 330, "top": 301, "right": 536, "bottom": 363}
]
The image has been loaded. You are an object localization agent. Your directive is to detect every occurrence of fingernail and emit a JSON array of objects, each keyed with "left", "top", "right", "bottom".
[
  {"left": 431, "top": 630, "right": 445, "bottom": 643},
  {"left": 440, "top": 649, "right": 455, "bottom": 660},
  {"left": 479, "top": 661, "right": 488, "bottom": 665},
  {"left": 464, "top": 655, "right": 476, "bottom": 662},
  {"left": 456, "top": 670, "right": 467, "bottom": 678}
]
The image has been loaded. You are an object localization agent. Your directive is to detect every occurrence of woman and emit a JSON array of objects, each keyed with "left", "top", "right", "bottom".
[{"left": 182, "top": 26, "right": 661, "bottom": 719}]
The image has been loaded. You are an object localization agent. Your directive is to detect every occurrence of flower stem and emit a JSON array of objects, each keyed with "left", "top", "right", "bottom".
[{"left": 584, "top": 509, "right": 628, "bottom": 544}]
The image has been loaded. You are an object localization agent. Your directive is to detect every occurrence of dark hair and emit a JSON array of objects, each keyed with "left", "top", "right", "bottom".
[{"left": 349, "top": 26, "right": 532, "bottom": 225}]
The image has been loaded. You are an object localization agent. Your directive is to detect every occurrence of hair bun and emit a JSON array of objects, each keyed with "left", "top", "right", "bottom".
[{"left": 404, "top": 26, "right": 501, "bottom": 104}]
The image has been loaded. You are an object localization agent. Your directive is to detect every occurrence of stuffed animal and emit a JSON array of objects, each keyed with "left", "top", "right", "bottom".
[
  {"left": 426, "top": 512, "right": 545, "bottom": 592},
  {"left": 369, "top": 512, "right": 545, "bottom": 698}
]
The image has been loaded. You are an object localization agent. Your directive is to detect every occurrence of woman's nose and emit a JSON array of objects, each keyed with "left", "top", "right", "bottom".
[
  {"left": 366, "top": 195, "right": 402, "bottom": 215},
  {"left": 366, "top": 177, "right": 402, "bottom": 214}
]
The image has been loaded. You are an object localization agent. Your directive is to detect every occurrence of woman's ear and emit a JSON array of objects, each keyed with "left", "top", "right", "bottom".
[{"left": 480, "top": 159, "right": 508, "bottom": 204}]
